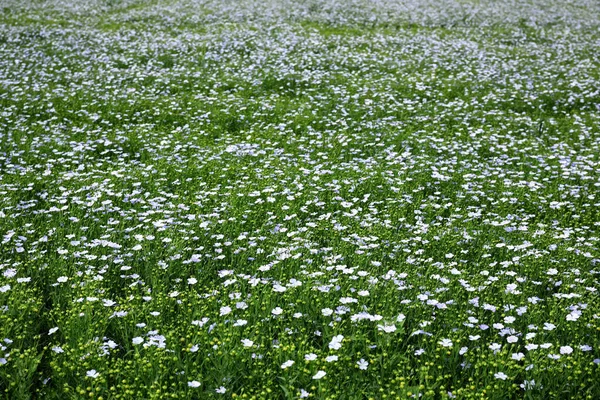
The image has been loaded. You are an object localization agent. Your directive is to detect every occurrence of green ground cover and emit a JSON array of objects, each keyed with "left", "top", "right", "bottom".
[{"left": 1, "top": 0, "right": 600, "bottom": 398}]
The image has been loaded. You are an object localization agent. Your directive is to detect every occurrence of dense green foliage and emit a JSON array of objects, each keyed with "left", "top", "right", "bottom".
[{"left": 1, "top": 0, "right": 600, "bottom": 399}]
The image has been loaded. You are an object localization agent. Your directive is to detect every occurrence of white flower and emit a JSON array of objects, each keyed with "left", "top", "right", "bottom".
[
  {"left": 281, "top": 360, "right": 295, "bottom": 369},
  {"left": 187, "top": 278, "right": 198, "bottom": 285},
  {"left": 321, "top": 308, "right": 333, "bottom": 316},
  {"left": 300, "top": 389, "right": 310, "bottom": 398},
  {"left": 377, "top": 323, "right": 397, "bottom": 333},
  {"left": 273, "top": 284, "right": 287, "bottom": 293},
  {"left": 132, "top": 337, "right": 144, "bottom": 345},
  {"left": 312, "top": 370, "right": 326, "bottom": 380},
  {"left": 188, "top": 381, "right": 201, "bottom": 388},
  {"left": 559, "top": 346, "right": 573, "bottom": 355},
  {"left": 543, "top": 323, "right": 556, "bottom": 331},
  {"left": 57, "top": 276, "right": 68, "bottom": 283},
  {"left": 459, "top": 347, "right": 468, "bottom": 355},
  {"left": 328, "top": 335, "right": 344, "bottom": 350},
  {"left": 216, "top": 386, "right": 226, "bottom": 394},
  {"left": 414, "top": 349, "right": 425, "bottom": 356},
  {"left": 48, "top": 327, "right": 59, "bottom": 335},
  {"left": 566, "top": 310, "right": 581, "bottom": 321},
  {"left": 494, "top": 372, "right": 508, "bottom": 380},
  {"left": 439, "top": 338, "right": 453, "bottom": 348},
  {"left": 357, "top": 359, "right": 369, "bottom": 370},
  {"left": 512, "top": 352, "right": 525, "bottom": 360},
  {"left": 86, "top": 370, "right": 99, "bottom": 379},
  {"left": 520, "top": 380, "right": 536, "bottom": 390},
  {"left": 219, "top": 306, "right": 232, "bottom": 316},
  {"left": 525, "top": 344, "right": 539, "bottom": 351},
  {"left": 507, "top": 335, "right": 518, "bottom": 343},
  {"left": 305, "top": 353, "right": 317, "bottom": 361},
  {"left": 272, "top": 307, "right": 283, "bottom": 316},
  {"left": 241, "top": 339, "right": 254, "bottom": 348},
  {"left": 325, "top": 355, "right": 339, "bottom": 362}
]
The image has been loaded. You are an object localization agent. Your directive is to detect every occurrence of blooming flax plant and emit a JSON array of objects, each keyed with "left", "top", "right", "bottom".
[{"left": 0, "top": 0, "right": 600, "bottom": 399}]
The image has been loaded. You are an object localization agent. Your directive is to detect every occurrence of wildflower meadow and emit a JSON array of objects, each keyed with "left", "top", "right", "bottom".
[{"left": 1, "top": 0, "right": 600, "bottom": 399}]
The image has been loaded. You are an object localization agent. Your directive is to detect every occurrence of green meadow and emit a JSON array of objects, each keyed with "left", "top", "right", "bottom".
[{"left": 1, "top": 0, "right": 599, "bottom": 398}]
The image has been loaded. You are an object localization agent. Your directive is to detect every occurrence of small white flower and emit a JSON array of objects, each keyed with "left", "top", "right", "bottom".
[
  {"left": 48, "top": 327, "right": 59, "bottom": 335},
  {"left": 241, "top": 339, "right": 254, "bottom": 348},
  {"left": 321, "top": 308, "right": 333, "bottom": 316},
  {"left": 281, "top": 360, "right": 295, "bottom": 369},
  {"left": 188, "top": 381, "right": 201, "bottom": 388},
  {"left": 559, "top": 346, "right": 573, "bottom": 355},
  {"left": 216, "top": 386, "right": 226, "bottom": 394},
  {"left": 377, "top": 323, "right": 397, "bottom": 333},
  {"left": 439, "top": 338, "right": 453, "bottom": 348},
  {"left": 272, "top": 307, "right": 283, "bottom": 316},
  {"left": 520, "top": 380, "right": 535, "bottom": 390},
  {"left": 57, "top": 276, "right": 68, "bottom": 283},
  {"left": 187, "top": 278, "right": 198, "bottom": 285},
  {"left": 507, "top": 335, "right": 519, "bottom": 343},
  {"left": 312, "top": 370, "right": 326, "bottom": 380},
  {"left": 543, "top": 323, "right": 556, "bottom": 331},
  {"left": 512, "top": 352, "right": 525, "bottom": 361},
  {"left": 86, "top": 370, "right": 99, "bottom": 379},
  {"left": 566, "top": 310, "right": 581, "bottom": 321},
  {"left": 325, "top": 355, "right": 339, "bottom": 362},
  {"left": 219, "top": 306, "right": 232, "bottom": 316},
  {"left": 494, "top": 372, "right": 508, "bottom": 380},
  {"left": 132, "top": 337, "right": 144, "bottom": 345},
  {"left": 328, "top": 335, "right": 344, "bottom": 350},
  {"left": 357, "top": 359, "right": 369, "bottom": 370},
  {"left": 459, "top": 347, "right": 468, "bottom": 355}
]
